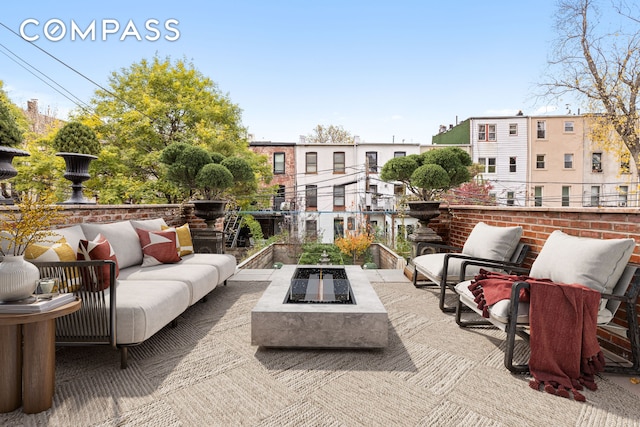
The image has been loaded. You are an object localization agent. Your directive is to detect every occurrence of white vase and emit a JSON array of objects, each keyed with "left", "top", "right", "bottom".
[{"left": 0, "top": 255, "right": 40, "bottom": 302}]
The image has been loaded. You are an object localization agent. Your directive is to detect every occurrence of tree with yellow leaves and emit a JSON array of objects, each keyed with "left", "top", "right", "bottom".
[{"left": 335, "top": 229, "right": 374, "bottom": 265}]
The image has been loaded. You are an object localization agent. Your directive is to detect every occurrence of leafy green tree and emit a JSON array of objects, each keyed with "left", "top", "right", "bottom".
[
  {"left": 0, "top": 82, "right": 27, "bottom": 147},
  {"left": 77, "top": 55, "right": 268, "bottom": 203},
  {"left": 380, "top": 147, "right": 472, "bottom": 200}
]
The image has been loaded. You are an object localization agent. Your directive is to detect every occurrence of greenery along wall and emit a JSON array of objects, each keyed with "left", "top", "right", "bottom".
[{"left": 431, "top": 119, "right": 470, "bottom": 145}]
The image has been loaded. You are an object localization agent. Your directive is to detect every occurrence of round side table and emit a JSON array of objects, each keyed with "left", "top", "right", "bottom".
[{"left": 0, "top": 299, "right": 81, "bottom": 414}]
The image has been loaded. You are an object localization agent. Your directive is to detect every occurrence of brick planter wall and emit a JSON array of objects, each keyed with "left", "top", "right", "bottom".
[{"left": 435, "top": 205, "right": 640, "bottom": 362}]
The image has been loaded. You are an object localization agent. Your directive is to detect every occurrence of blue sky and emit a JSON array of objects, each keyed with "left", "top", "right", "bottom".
[{"left": 1, "top": 1, "right": 575, "bottom": 143}]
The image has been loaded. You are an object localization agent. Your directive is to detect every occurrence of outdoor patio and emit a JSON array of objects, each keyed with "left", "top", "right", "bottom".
[{"left": 1, "top": 268, "right": 638, "bottom": 426}]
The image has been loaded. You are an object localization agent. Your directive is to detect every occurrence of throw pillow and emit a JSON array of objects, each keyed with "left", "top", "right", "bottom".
[
  {"left": 24, "top": 237, "right": 76, "bottom": 262},
  {"left": 462, "top": 222, "right": 523, "bottom": 262},
  {"left": 530, "top": 230, "right": 635, "bottom": 310},
  {"left": 162, "top": 223, "right": 194, "bottom": 256},
  {"left": 77, "top": 233, "right": 119, "bottom": 291},
  {"left": 135, "top": 228, "right": 181, "bottom": 267},
  {"left": 25, "top": 237, "right": 80, "bottom": 292}
]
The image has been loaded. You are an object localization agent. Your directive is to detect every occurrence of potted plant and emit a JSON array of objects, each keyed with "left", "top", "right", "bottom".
[
  {"left": 0, "top": 99, "right": 29, "bottom": 204},
  {"left": 53, "top": 122, "right": 101, "bottom": 204},
  {"left": 0, "top": 192, "right": 62, "bottom": 301},
  {"left": 380, "top": 147, "right": 472, "bottom": 238},
  {"left": 160, "top": 142, "right": 255, "bottom": 227}
]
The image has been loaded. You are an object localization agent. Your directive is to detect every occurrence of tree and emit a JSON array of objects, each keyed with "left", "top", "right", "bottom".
[
  {"left": 0, "top": 81, "right": 27, "bottom": 147},
  {"left": 543, "top": 0, "right": 640, "bottom": 172},
  {"left": 53, "top": 122, "right": 101, "bottom": 155},
  {"left": 380, "top": 147, "right": 472, "bottom": 200},
  {"left": 305, "top": 124, "right": 355, "bottom": 144},
  {"left": 77, "top": 55, "right": 268, "bottom": 203}
]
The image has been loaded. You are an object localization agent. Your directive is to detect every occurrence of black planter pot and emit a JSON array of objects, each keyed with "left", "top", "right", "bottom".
[
  {"left": 406, "top": 200, "right": 443, "bottom": 257},
  {"left": 0, "top": 145, "right": 30, "bottom": 204},
  {"left": 56, "top": 152, "right": 98, "bottom": 204},
  {"left": 191, "top": 200, "right": 227, "bottom": 228}
]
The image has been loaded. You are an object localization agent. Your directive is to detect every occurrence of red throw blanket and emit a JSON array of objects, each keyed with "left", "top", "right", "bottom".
[{"left": 469, "top": 270, "right": 605, "bottom": 401}]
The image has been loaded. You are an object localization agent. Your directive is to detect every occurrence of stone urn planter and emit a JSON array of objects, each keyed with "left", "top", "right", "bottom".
[
  {"left": 0, "top": 146, "right": 30, "bottom": 204},
  {"left": 406, "top": 200, "right": 443, "bottom": 257},
  {"left": 57, "top": 152, "right": 97, "bottom": 204},
  {"left": 192, "top": 200, "right": 227, "bottom": 228}
]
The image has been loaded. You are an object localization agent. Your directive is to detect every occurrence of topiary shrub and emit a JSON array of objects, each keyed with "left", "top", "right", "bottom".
[{"left": 53, "top": 122, "right": 100, "bottom": 155}]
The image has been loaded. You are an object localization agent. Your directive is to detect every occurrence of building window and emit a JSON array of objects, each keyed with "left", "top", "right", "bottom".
[
  {"left": 509, "top": 123, "right": 518, "bottom": 136},
  {"left": 478, "top": 124, "right": 497, "bottom": 141},
  {"left": 333, "top": 185, "right": 345, "bottom": 207},
  {"left": 394, "top": 184, "right": 404, "bottom": 196},
  {"left": 306, "top": 185, "right": 317, "bottom": 208},
  {"left": 274, "top": 184, "right": 285, "bottom": 210},
  {"left": 369, "top": 184, "right": 378, "bottom": 209},
  {"left": 592, "top": 152, "right": 602, "bottom": 172},
  {"left": 534, "top": 186, "right": 543, "bottom": 207},
  {"left": 306, "top": 152, "right": 317, "bottom": 173},
  {"left": 333, "top": 151, "right": 345, "bottom": 173},
  {"left": 591, "top": 186, "right": 600, "bottom": 206},
  {"left": 507, "top": 191, "right": 515, "bottom": 206},
  {"left": 562, "top": 186, "right": 570, "bottom": 206},
  {"left": 509, "top": 157, "right": 517, "bottom": 173},
  {"left": 564, "top": 121, "right": 574, "bottom": 132},
  {"left": 305, "top": 220, "right": 317, "bottom": 239},
  {"left": 273, "top": 152, "right": 285, "bottom": 174},
  {"left": 536, "top": 154, "right": 545, "bottom": 169},
  {"left": 564, "top": 153, "right": 574, "bottom": 169},
  {"left": 366, "top": 151, "right": 378, "bottom": 173},
  {"left": 394, "top": 151, "right": 406, "bottom": 157},
  {"left": 619, "top": 186, "right": 629, "bottom": 207},
  {"left": 537, "top": 121, "right": 546, "bottom": 139},
  {"left": 479, "top": 157, "right": 496, "bottom": 173},
  {"left": 333, "top": 218, "right": 344, "bottom": 239}
]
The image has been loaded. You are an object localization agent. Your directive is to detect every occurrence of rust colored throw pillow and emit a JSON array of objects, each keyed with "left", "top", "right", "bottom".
[
  {"left": 77, "top": 233, "right": 119, "bottom": 291},
  {"left": 135, "top": 228, "right": 181, "bottom": 267}
]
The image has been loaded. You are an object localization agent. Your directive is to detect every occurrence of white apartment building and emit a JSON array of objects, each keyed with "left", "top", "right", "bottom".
[
  {"left": 295, "top": 139, "right": 419, "bottom": 244},
  {"left": 469, "top": 116, "right": 528, "bottom": 206}
]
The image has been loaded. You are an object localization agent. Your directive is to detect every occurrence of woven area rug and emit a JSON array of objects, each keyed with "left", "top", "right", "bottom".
[{"left": 2, "top": 276, "right": 640, "bottom": 426}]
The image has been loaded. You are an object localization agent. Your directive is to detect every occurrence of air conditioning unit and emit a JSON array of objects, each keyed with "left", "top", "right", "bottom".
[{"left": 280, "top": 201, "right": 291, "bottom": 211}]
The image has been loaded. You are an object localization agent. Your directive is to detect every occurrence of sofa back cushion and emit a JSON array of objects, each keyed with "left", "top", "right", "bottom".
[
  {"left": 81, "top": 221, "right": 142, "bottom": 269},
  {"left": 462, "top": 222, "right": 523, "bottom": 262},
  {"left": 530, "top": 230, "right": 635, "bottom": 309},
  {"left": 130, "top": 218, "right": 168, "bottom": 231}
]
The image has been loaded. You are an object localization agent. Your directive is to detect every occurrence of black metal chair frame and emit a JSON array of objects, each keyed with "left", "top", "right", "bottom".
[
  {"left": 412, "top": 242, "right": 530, "bottom": 313},
  {"left": 454, "top": 259, "right": 640, "bottom": 375}
]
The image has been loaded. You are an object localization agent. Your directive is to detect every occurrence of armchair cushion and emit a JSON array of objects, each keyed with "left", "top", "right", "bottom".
[
  {"left": 462, "top": 222, "right": 523, "bottom": 261},
  {"left": 530, "top": 230, "right": 635, "bottom": 309}
]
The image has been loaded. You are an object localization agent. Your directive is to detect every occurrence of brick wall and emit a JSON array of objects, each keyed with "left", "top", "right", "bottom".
[
  {"left": 0, "top": 203, "right": 219, "bottom": 231},
  {"left": 433, "top": 205, "right": 640, "bottom": 361}
]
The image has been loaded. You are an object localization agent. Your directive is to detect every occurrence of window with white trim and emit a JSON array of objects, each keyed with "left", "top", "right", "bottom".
[
  {"left": 536, "top": 121, "right": 546, "bottom": 139},
  {"left": 478, "top": 124, "right": 497, "bottom": 141},
  {"left": 564, "top": 153, "right": 573, "bottom": 169}
]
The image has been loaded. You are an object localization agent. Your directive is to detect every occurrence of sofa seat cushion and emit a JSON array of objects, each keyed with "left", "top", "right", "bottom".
[
  {"left": 179, "top": 253, "right": 236, "bottom": 284},
  {"left": 107, "top": 279, "right": 190, "bottom": 344},
  {"left": 81, "top": 221, "right": 143, "bottom": 269},
  {"left": 118, "top": 263, "right": 219, "bottom": 305},
  {"left": 414, "top": 253, "right": 481, "bottom": 284}
]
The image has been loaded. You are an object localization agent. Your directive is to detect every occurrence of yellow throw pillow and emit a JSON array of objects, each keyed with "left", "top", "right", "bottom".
[
  {"left": 24, "top": 237, "right": 80, "bottom": 292},
  {"left": 162, "top": 223, "right": 194, "bottom": 256},
  {"left": 25, "top": 237, "right": 76, "bottom": 262}
]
